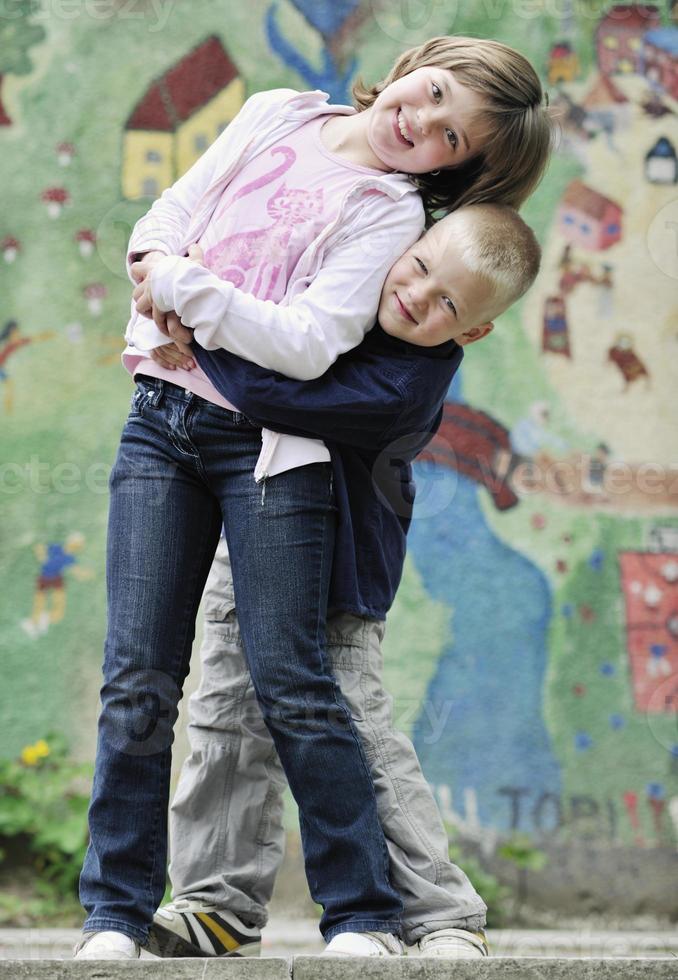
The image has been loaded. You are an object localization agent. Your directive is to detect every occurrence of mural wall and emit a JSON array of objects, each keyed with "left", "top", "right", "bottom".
[{"left": 1, "top": 0, "right": 677, "bottom": 911}]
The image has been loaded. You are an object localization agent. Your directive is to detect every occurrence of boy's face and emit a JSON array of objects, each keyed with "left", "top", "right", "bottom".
[{"left": 378, "top": 219, "right": 497, "bottom": 348}]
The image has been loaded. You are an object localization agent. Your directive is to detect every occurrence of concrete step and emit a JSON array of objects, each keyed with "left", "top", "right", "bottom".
[
  {"left": 293, "top": 962, "right": 678, "bottom": 978},
  {"left": 1, "top": 965, "right": 289, "bottom": 980},
  {"left": 0, "top": 958, "right": 677, "bottom": 979},
  {"left": 2, "top": 926, "right": 678, "bottom": 960}
]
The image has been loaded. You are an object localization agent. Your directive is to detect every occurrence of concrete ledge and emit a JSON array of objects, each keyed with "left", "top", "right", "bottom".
[
  {"left": 0, "top": 963, "right": 290, "bottom": 979},
  {"left": 2, "top": 959, "right": 677, "bottom": 979},
  {"left": 292, "top": 958, "right": 678, "bottom": 978}
]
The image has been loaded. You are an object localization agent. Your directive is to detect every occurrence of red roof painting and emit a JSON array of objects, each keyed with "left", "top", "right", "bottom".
[
  {"left": 583, "top": 73, "right": 630, "bottom": 107},
  {"left": 126, "top": 35, "right": 239, "bottom": 132},
  {"left": 598, "top": 4, "right": 660, "bottom": 30},
  {"left": 618, "top": 552, "right": 678, "bottom": 713},
  {"left": 561, "top": 180, "right": 622, "bottom": 220},
  {"left": 427, "top": 403, "right": 518, "bottom": 511}
]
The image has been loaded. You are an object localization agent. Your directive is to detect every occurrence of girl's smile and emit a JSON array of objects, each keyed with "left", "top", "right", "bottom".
[{"left": 367, "top": 67, "right": 488, "bottom": 174}]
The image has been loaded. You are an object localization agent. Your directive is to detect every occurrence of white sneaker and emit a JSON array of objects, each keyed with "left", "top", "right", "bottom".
[
  {"left": 322, "top": 931, "right": 404, "bottom": 956},
  {"left": 146, "top": 899, "right": 261, "bottom": 957},
  {"left": 74, "top": 930, "right": 140, "bottom": 959},
  {"left": 418, "top": 927, "right": 489, "bottom": 958}
]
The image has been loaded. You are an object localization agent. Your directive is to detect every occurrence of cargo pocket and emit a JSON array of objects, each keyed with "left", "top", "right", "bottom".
[{"left": 201, "top": 539, "right": 241, "bottom": 644}]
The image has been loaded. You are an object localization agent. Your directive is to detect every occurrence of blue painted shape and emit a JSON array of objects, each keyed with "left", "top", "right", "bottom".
[
  {"left": 644, "top": 27, "right": 678, "bottom": 57},
  {"left": 609, "top": 714, "right": 625, "bottom": 729},
  {"left": 646, "top": 782, "right": 665, "bottom": 799},
  {"left": 650, "top": 643, "right": 668, "bottom": 659},
  {"left": 561, "top": 602, "right": 574, "bottom": 618},
  {"left": 600, "top": 662, "right": 615, "bottom": 676},
  {"left": 286, "top": 0, "right": 362, "bottom": 38},
  {"left": 408, "top": 460, "right": 561, "bottom": 832},
  {"left": 266, "top": 3, "right": 358, "bottom": 103},
  {"left": 575, "top": 731, "right": 593, "bottom": 751},
  {"left": 588, "top": 548, "right": 604, "bottom": 571}
]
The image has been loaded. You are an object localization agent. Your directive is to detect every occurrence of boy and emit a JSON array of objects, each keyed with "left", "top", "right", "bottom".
[{"left": 140, "top": 204, "right": 541, "bottom": 959}]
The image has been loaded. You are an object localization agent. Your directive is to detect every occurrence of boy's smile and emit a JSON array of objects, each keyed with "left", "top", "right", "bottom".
[{"left": 378, "top": 217, "right": 496, "bottom": 348}]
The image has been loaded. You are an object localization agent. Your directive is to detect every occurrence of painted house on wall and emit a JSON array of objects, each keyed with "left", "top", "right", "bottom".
[
  {"left": 645, "top": 137, "right": 678, "bottom": 183},
  {"left": 558, "top": 180, "right": 623, "bottom": 251},
  {"left": 582, "top": 73, "right": 631, "bottom": 129},
  {"left": 618, "top": 552, "right": 678, "bottom": 713},
  {"left": 595, "top": 4, "right": 661, "bottom": 76},
  {"left": 121, "top": 35, "right": 244, "bottom": 200},
  {"left": 643, "top": 27, "right": 678, "bottom": 99}
]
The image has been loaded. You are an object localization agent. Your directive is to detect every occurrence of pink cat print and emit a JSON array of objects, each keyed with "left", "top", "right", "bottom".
[{"left": 205, "top": 146, "right": 324, "bottom": 299}]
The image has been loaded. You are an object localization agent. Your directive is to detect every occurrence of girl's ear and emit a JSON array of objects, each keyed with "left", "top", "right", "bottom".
[{"left": 458, "top": 321, "right": 494, "bottom": 346}]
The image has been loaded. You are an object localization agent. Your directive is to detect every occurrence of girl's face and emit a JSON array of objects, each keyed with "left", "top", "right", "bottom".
[{"left": 367, "top": 66, "right": 488, "bottom": 175}]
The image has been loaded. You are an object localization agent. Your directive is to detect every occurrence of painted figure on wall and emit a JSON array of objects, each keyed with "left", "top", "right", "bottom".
[
  {"left": 0, "top": 320, "right": 53, "bottom": 413},
  {"left": 542, "top": 295, "right": 571, "bottom": 356},
  {"left": 20, "top": 534, "right": 92, "bottom": 639},
  {"left": 608, "top": 334, "right": 650, "bottom": 390}
]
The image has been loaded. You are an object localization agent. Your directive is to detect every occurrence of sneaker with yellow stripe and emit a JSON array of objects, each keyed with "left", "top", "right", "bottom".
[{"left": 144, "top": 899, "right": 261, "bottom": 958}]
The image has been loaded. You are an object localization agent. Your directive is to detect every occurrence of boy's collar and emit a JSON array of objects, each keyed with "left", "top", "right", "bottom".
[{"left": 372, "top": 320, "right": 461, "bottom": 360}]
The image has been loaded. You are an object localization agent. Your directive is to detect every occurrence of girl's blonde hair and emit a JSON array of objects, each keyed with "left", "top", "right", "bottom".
[{"left": 353, "top": 36, "right": 554, "bottom": 220}]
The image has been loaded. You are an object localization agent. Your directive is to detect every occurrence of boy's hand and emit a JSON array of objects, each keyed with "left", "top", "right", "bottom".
[{"left": 150, "top": 340, "right": 196, "bottom": 371}]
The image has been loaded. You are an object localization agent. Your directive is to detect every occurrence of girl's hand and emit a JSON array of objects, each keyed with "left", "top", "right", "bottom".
[
  {"left": 133, "top": 243, "right": 206, "bottom": 319},
  {"left": 133, "top": 276, "right": 153, "bottom": 316},
  {"left": 187, "top": 243, "right": 205, "bottom": 265},
  {"left": 130, "top": 250, "right": 167, "bottom": 284},
  {"left": 150, "top": 341, "right": 196, "bottom": 371}
]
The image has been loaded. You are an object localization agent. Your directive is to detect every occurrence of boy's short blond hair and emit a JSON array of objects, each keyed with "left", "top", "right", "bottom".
[{"left": 444, "top": 203, "right": 541, "bottom": 314}]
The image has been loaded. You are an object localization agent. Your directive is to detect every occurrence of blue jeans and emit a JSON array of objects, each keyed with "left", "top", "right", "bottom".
[{"left": 79, "top": 376, "right": 402, "bottom": 943}]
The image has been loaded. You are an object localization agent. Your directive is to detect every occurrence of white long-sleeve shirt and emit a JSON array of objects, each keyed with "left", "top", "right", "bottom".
[{"left": 123, "top": 88, "right": 424, "bottom": 481}]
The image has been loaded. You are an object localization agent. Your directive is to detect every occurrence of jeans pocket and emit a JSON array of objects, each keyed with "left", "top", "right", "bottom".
[
  {"left": 128, "top": 378, "right": 154, "bottom": 418},
  {"left": 128, "top": 387, "right": 144, "bottom": 419}
]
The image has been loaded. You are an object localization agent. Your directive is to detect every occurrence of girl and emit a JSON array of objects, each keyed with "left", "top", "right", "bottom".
[{"left": 75, "top": 36, "right": 552, "bottom": 960}]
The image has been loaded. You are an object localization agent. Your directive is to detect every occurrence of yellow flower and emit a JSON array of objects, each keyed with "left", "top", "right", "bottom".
[
  {"left": 20, "top": 745, "right": 40, "bottom": 766},
  {"left": 33, "top": 740, "right": 50, "bottom": 759}
]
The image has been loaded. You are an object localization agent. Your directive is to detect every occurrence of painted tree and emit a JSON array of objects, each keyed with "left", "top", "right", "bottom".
[
  {"left": 266, "top": 0, "right": 371, "bottom": 102},
  {"left": 0, "top": 0, "right": 46, "bottom": 126}
]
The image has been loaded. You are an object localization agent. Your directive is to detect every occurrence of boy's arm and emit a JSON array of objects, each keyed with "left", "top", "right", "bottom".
[
  {"left": 197, "top": 344, "right": 433, "bottom": 453},
  {"left": 148, "top": 194, "right": 423, "bottom": 381},
  {"left": 124, "top": 89, "right": 297, "bottom": 284}
]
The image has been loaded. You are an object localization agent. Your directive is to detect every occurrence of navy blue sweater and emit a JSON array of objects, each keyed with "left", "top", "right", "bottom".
[{"left": 195, "top": 324, "right": 463, "bottom": 618}]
